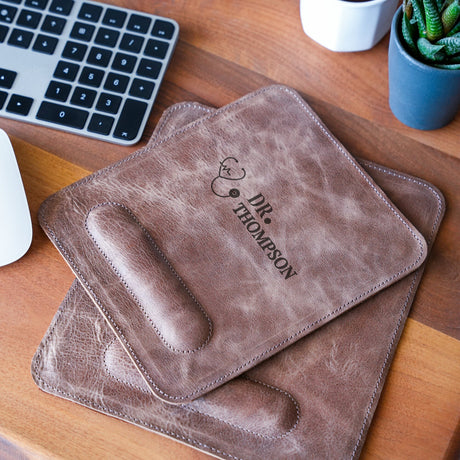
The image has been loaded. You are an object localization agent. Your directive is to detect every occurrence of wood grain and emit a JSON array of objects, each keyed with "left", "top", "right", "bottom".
[
  {"left": 361, "top": 319, "right": 460, "bottom": 460},
  {"left": 0, "top": 0, "right": 459, "bottom": 458}
]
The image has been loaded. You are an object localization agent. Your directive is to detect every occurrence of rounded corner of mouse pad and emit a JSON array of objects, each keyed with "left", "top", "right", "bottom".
[{"left": 37, "top": 85, "right": 428, "bottom": 403}]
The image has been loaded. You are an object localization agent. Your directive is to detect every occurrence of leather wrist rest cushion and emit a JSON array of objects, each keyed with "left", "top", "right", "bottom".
[
  {"left": 32, "top": 101, "right": 445, "bottom": 460},
  {"left": 38, "top": 85, "right": 427, "bottom": 403}
]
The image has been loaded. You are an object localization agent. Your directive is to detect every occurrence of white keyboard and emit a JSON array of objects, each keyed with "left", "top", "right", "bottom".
[{"left": 0, "top": 0, "right": 178, "bottom": 144}]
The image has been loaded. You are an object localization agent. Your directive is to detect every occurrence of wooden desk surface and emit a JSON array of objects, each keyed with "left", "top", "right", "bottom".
[{"left": 1, "top": 1, "right": 459, "bottom": 459}]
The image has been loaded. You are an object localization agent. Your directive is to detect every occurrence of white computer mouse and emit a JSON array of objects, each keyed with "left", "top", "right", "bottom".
[{"left": 0, "top": 129, "right": 32, "bottom": 267}]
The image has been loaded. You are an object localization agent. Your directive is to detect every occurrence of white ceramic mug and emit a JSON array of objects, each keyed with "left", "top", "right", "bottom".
[{"left": 300, "top": 0, "right": 399, "bottom": 52}]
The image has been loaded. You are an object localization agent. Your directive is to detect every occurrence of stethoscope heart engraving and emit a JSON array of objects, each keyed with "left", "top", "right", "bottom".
[{"left": 211, "top": 157, "right": 246, "bottom": 198}]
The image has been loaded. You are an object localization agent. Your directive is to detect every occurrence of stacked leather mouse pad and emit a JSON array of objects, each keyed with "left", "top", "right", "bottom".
[{"left": 32, "top": 86, "right": 445, "bottom": 459}]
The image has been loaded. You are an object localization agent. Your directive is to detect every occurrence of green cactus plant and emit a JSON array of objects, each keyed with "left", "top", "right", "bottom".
[{"left": 401, "top": 0, "right": 460, "bottom": 68}]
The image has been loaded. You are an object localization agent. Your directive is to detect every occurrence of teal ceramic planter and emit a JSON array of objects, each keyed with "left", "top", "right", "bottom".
[{"left": 388, "top": 6, "right": 460, "bottom": 130}]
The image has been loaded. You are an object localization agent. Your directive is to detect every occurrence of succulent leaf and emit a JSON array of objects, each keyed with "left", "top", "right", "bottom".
[
  {"left": 403, "top": 8, "right": 419, "bottom": 52},
  {"left": 406, "top": 0, "right": 413, "bottom": 13},
  {"left": 435, "top": 51, "right": 460, "bottom": 66},
  {"left": 447, "top": 21, "right": 460, "bottom": 34},
  {"left": 442, "top": 0, "right": 460, "bottom": 33},
  {"left": 424, "top": 0, "right": 445, "bottom": 41},
  {"left": 441, "top": 0, "right": 456, "bottom": 10},
  {"left": 417, "top": 37, "right": 447, "bottom": 59},
  {"left": 436, "top": 34, "right": 460, "bottom": 54},
  {"left": 404, "top": 0, "right": 413, "bottom": 18},
  {"left": 411, "top": 0, "right": 428, "bottom": 37},
  {"left": 434, "top": 62, "right": 460, "bottom": 67}
]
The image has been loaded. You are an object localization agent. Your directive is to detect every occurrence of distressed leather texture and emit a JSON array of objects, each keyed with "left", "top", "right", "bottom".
[
  {"left": 37, "top": 85, "right": 427, "bottom": 404},
  {"left": 32, "top": 99, "right": 445, "bottom": 460}
]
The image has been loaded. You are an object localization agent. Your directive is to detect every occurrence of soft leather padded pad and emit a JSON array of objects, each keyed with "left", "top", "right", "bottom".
[
  {"left": 32, "top": 101, "right": 445, "bottom": 460},
  {"left": 86, "top": 202, "right": 212, "bottom": 352},
  {"left": 38, "top": 85, "right": 427, "bottom": 403}
]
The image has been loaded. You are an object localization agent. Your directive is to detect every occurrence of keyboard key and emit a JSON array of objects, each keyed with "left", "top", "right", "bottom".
[
  {"left": 25, "top": 0, "right": 48, "bottom": 9},
  {"left": 88, "top": 112, "right": 114, "bottom": 135},
  {"left": 119, "top": 32, "right": 143, "bottom": 53},
  {"left": 0, "top": 68, "right": 17, "bottom": 88},
  {"left": 112, "top": 52, "right": 136, "bottom": 73},
  {"left": 87, "top": 46, "right": 112, "bottom": 67},
  {"left": 70, "top": 86, "right": 96, "bottom": 108},
  {"left": 70, "top": 21, "right": 95, "bottom": 42},
  {"left": 0, "top": 24, "right": 8, "bottom": 42},
  {"left": 17, "top": 9, "right": 42, "bottom": 29},
  {"left": 0, "top": 90, "right": 7, "bottom": 109},
  {"left": 45, "top": 80, "right": 71, "bottom": 101},
  {"left": 95, "top": 27, "right": 119, "bottom": 47},
  {"left": 0, "top": 4, "right": 18, "bottom": 23},
  {"left": 129, "top": 78, "right": 154, "bottom": 100},
  {"left": 49, "top": 0, "right": 74, "bottom": 16},
  {"left": 104, "top": 72, "right": 129, "bottom": 93},
  {"left": 137, "top": 58, "right": 161, "bottom": 79},
  {"left": 151, "top": 19, "right": 175, "bottom": 40},
  {"left": 41, "top": 14, "right": 66, "bottom": 35},
  {"left": 78, "top": 2, "right": 102, "bottom": 23},
  {"left": 8, "top": 28, "right": 34, "bottom": 48},
  {"left": 96, "top": 92, "right": 121, "bottom": 114},
  {"left": 113, "top": 98, "right": 147, "bottom": 141},
  {"left": 144, "top": 39, "right": 168, "bottom": 59},
  {"left": 62, "top": 40, "right": 87, "bottom": 61},
  {"left": 6, "top": 94, "right": 34, "bottom": 115},
  {"left": 32, "top": 33, "right": 58, "bottom": 54},
  {"left": 36, "top": 101, "right": 88, "bottom": 129},
  {"left": 127, "top": 14, "right": 151, "bottom": 34},
  {"left": 3, "top": 0, "right": 21, "bottom": 3},
  {"left": 54, "top": 60, "right": 79, "bottom": 81},
  {"left": 102, "top": 8, "right": 126, "bottom": 28},
  {"left": 78, "top": 66, "right": 104, "bottom": 87}
]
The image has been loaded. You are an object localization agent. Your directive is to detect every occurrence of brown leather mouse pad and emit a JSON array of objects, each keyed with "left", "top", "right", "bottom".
[
  {"left": 38, "top": 86, "right": 427, "bottom": 403},
  {"left": 32, "top": 101, "right": 445, "bottom": 459}
]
